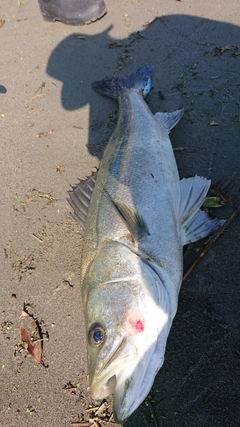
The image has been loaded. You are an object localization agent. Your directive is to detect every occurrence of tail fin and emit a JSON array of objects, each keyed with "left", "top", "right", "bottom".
[{"left": 91, "top": 66, "right": 154, "bottom": 99}]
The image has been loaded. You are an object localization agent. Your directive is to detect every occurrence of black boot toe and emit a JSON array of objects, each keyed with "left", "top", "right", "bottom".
[{"left": 38, "top": 0, "right": 107, "bottom": 25}]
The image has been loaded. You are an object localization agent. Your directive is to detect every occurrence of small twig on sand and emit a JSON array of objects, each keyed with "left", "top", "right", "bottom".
[
  {"left": 183, "top": 204, "right": 240, "bottom": 281},
  {"left": 70, "top": 423, "right": 90, "bottom": 427},
  {"left": 32, "top": 233, "right": 43, "bottom": 243},
  {"left": 147, "top": 400, "right": 160, "bottom": 427}
]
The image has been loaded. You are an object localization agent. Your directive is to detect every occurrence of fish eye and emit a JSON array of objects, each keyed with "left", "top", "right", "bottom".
[{"left": 89, "top": 324, "right": 105, "bottom": 347}]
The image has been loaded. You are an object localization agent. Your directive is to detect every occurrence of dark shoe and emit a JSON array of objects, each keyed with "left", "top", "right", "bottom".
[{"left": 38, "top": 0, "right": 107, "bottom": 25}]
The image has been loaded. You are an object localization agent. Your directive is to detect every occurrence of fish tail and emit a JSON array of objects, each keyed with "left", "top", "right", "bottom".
[{"left": 91, "top": 66, "right": 154, "bottom": 99}]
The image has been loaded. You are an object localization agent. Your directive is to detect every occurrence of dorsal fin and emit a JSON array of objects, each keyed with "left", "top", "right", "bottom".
[{"left": 67, "top": 171, "right": 97, "bottom": 232}]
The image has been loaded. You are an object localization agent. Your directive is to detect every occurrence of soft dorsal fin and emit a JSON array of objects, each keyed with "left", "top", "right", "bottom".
[
  {"left": 104, "top": 191, "right": 150, "bottom": 241},
  {"left": 67, "top": 171, "right": 97, "bottom": 232},
  {"left": 173, "top": 175, "right": 224, "bottom": 245},
  {"left": 155, "top": 109, "right": 184, "bottom": 133}
]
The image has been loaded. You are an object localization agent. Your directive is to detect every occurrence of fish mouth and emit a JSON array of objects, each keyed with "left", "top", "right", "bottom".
[
  {"left": 90, "top": 332, "right": 135, "bottom": 400},
  {"left": 90, "top": 333, "right": 161, "bottom": 423},
  {"left": 93, "top": 373, "right": 117, "bottom": 399}
]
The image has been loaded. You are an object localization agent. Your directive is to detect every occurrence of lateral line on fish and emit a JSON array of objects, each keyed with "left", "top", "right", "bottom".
[{"left": 97, "top": 276, "right": 141, "bottom": 287}]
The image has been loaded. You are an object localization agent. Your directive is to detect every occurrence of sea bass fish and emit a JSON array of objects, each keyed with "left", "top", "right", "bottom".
[{"left": 68, "top": 67, "right": 223, "bottom": 423}]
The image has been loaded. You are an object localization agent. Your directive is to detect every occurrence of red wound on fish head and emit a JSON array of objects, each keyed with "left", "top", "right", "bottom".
[
  {"left": 124, "top": 309, "right": 145, "bottom": 336},
  {"left": 124, "top": 309, "right": 145, "bottom": 335},
  {"left": 129, "top": 319, "right": 145, "bottom": 333}
]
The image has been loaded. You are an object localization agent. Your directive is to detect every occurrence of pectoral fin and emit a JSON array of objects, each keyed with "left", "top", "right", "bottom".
[
  {"left": 174, "top": 175, "right": 224, "bottom": 245},
  {"left": 105, "top": 192, "right": 150, "bottom": 241}
]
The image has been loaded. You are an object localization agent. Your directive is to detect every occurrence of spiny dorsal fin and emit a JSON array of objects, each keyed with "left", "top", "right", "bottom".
[
  {"left": 105, "top": 191, "right": 150, "bottom": 241},
  {"left": 67, "top": 171, "right": 97, "bottom": 232},
  {"left": 155, "top": 109, "right": 184, "bottom": 133}
]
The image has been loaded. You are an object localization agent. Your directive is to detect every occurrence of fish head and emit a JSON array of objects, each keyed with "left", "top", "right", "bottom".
[
  {"left": 86, "top": 282, "right": 145, "bottom": 397},
  {"left": 83, "top": 250, "right": 173, "bottom": 424}
]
